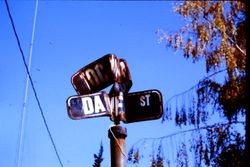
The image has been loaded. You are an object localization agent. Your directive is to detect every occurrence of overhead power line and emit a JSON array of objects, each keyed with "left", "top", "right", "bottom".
[
  {"left": 166, "top": 68, "right": 226, "bottom": 103},
  {"left": 4, "top": 0, "right": 64, "bottom": 166},
  {"left": 16, "top": 0, "right": 39, "bottom": 166},
  {"left": 133, "top": 121, "right": 244, "bottom": 144},
  {"left": 129, "top": 120, "right": 245, "bottom": 161}
]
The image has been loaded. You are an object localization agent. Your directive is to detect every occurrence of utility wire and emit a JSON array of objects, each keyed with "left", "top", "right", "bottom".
[
  {"left": 4, "top": 0, "right": 64, "bottom": 166},
  {"left": 166, "top": 68, "right": 227, "bottom": 103},
  {"left": 109, "top": 126, "right": 127, "bottom": 158},
  {"left": 131, "top": 121, "right": 245, "bottom": 149},
  {"left": 17, "top": 0, "right": 39, "bottom": 166}
]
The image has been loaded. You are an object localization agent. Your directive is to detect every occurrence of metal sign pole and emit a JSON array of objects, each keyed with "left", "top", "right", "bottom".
[
  {"left": 67, "top": 54, "right": 163, "bottom": 167},
  {"left": 108, "top": 125, "right": 127, "bottom": 167}
]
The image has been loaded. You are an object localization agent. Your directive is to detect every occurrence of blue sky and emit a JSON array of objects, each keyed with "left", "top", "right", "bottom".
[{"left": 0, "top": 1, "right": 207, "bottom": 167}]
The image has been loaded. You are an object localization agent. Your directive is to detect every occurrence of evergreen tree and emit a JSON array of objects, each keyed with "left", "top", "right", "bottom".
[{"left": 93, "top": 142, "right": 104, "bottom": 167}]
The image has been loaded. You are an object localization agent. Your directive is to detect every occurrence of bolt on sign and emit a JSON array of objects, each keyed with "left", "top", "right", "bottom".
[{"left": 66, "top": 91, "right": 111, "bottom": 120}]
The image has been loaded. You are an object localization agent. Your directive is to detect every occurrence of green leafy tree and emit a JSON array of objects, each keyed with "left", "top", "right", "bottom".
[{"left": 128, "top": 1, "right": 247, "bottom": 166}]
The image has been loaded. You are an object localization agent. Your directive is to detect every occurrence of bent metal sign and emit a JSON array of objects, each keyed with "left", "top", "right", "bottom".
[
  {"left": 71, "top": 54, "right": 132, "bottom": 95},
  {"left": 67, "top": 54, "right": 163, "bottom": 123}
]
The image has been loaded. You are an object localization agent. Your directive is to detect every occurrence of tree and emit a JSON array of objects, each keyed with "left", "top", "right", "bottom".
[
  {"left": 92, "top": 142, "right": 104, "bottom": 167},
  {"left": 128, "top": 1, "right": 247, "bottom": 166}
]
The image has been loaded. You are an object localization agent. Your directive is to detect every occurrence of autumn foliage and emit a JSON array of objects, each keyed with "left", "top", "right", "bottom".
[{"left": 129, "top": 1, "right": 247, "bottom": 166}]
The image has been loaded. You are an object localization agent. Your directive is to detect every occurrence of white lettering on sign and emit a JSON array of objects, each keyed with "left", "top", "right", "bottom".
[
  {"left": 95, "top": 64, "right": 108, "bottom": 83},
  {"left": 94, "top": 95, "right": 106, "bottom": 113},
  {"left": 85, "top": 68, "right": 98, "bottom": 87},
  {"left": 140, "top": 94, "right": 151, "bottom": 107},
  {"left": 81, "top": 64, "right": 109, "bottom": 88},
  {"left": 110, "top": 96, "right": 119, "bottom": 113},
  {"left": 82, "top": 97, "right": 94, "bottom": 114},
  {"left": 82, "top": 95, "right": 106, "bottom": 115}
]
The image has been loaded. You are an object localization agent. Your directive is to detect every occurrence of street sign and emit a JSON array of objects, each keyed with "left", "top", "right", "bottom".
[
  {"left": 66, "top": 91, "right": 111, "bottom": 120},
  {"left": 71, "top": 54, "right": 120, "bottom": 95},
  {"left": 109, "top": 59, "right": 132, "bottom": 95},
  {"left": 123, "top": 89, "right": 163, "bottom": 123}
]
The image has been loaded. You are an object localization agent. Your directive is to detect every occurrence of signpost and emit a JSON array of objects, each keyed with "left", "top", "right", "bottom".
[
  {"left": 66, "top": 91, "right": 111, "bottom": 120},
  {"left": 66, "top": 54, "right": 164, "bottom": 167}
]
